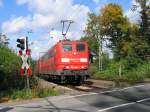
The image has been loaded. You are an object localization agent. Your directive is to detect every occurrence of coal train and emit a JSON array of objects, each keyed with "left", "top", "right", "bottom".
[{"left": 36, "top": 40, "right": 90, "bottom": 84}]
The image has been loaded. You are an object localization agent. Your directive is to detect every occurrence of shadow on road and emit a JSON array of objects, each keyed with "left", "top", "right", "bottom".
[
  {"left": 12, "top": 98, "right": 89, "bottom": 112},
  {"left": 45, "top": 98, "right": 88, "bottom": 112},
  {"left": 0, "top": 107, "right": 13, "bottom": 112}
]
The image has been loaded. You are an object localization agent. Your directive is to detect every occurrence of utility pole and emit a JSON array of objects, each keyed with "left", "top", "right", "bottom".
[
  {"left": 94, "top": 23, "right": 103, "bottom": 71},
  {"left": 98, "top": 36, "right": 103, "bottom": 71}
]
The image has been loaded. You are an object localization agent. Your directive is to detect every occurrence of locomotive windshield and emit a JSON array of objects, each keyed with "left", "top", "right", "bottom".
[
  {"left": 76, "top": 44, "right": 85, "bottom": 52},
  {"left": 62, "top": 44, "right": 72, "bottom": 51}
]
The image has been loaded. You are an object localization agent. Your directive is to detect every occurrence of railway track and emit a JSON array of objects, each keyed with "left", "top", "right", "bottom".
[
  {"left": 38, "top": 77, "right": 114, "bottom": 93},
  {"left": 60, "top": 79, "right": 114, "bottom": 92},
  {"left": 65, "top": 85, "right": 103, "bottom": 92}
]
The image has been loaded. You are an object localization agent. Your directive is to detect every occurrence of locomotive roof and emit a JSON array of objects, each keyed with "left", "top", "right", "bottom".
[{"left": 39, "top": 40, "right": 87, "bottom": 60}]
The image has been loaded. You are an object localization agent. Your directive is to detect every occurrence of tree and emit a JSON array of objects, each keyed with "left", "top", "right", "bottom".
[
  {"left": 0, "top": 33, "right": 9, "bottom": 47},
  {"left": 80, "top": 36, "right": 98, "bottom": 53},
  {"left": 99, "top": 3, "right": 131, "bottom": 60},
  {"left": 135, "top": 0, "right": 150, "bottom": 58},
  {"left": 85, "top": 13, "right": 104, "bottom": 70},
  {"left": 136, "top": 0, "right": 150, "bottom": 40}
]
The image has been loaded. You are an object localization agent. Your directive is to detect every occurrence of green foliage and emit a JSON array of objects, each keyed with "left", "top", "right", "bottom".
[
  {"left": 0, "top": 88, "right": 59, "bottom": 102},
  {"left": 101, "top": 52, "right": 110, "bottom": 70},
  {"left": 0, "top": 45, "right": 22, "bottom": 90},
  {"left": 92, "top": 60, "right": 150, "bottom": 83},
  {"left": 89, "top": 64, "right": 99, "bottom": 76},
  {"left": 136, "top": 0, "right": 150, "bottom": 41},
  {"left": 80, "top": 36, "right": 98, "bottom": 53},
  {"left": 0, "top": 45, "right": 21, "bottom": 75},
  {"left": 99, "top": 3, "right": 131, "bottom": 60},
  {"left": 85, "top": 2, "right": 149, "bottom": 62},
  {"left": 0, "top": 45, "right": 39, "bottom": 90},
  {"left": 0, "top": 45, "right": 60, "bottom": 102},
  {"left": 85, "top": 3, "right": 150, "bottom": 84},
  {"left": 135, "top": 0, "right": 150, "bottom": 58}
]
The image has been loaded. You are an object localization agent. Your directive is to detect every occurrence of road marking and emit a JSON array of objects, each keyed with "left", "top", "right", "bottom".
[
  {"left": 71, "top": 92, "right": 98, "bottom": 97},
  {"left": 52, "top": 84, "right": 148, "bottom": 101},
  {"left": 51, "top": 92, "right": 98, "bottom": 101},
  {"left": 97, "top": 102, "right": 135, "bottom": 112},
  {"left": 100, "top": 84, "right": 145, "bottom": 94},
  {"left": 100, "top": 89, "right": 118, "bottom": 94},
  {"left": 42, "top": 94, "right": 150, "bottom": 112},
  {"left": 97, "top": 97, "right": 150, "bottom": 112},
  {"left": 71, "top": 84, "right": 146, "bottom": 98},
  {"left": 136, "top": 98, "right": 150, "bottom": 103},
  {"left": 120, "top": 85, "right": 145, "bottom": 91}
]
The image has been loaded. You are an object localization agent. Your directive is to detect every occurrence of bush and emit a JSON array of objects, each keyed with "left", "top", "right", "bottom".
[
  {"left": 0, "top": 88, "right": 59, "bottom": 102},
  {"left": 0, "top": 45, "right": 60, "bottom": 102},
  {"left": 0, "top": 45, "right": 22, "bottom": 90},
  {"left": 92, "top": 59, "right": 150, "bottom": 83},
  {"left": 0, "top": 45, "right": 38, "bottom": 90},
  {"left": 89, "top": 64, "right": 99, "bottom": 76}
]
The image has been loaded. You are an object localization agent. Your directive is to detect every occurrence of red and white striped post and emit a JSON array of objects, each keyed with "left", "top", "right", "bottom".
[{"left": 18, "top": 37, "right": 32, "bottom": 89}]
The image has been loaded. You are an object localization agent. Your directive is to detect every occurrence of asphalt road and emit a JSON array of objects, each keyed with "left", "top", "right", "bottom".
[{"left": 1, "top": 83, "right": 150, "bottom": 112}]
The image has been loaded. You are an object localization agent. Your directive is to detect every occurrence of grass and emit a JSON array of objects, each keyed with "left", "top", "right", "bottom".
[
  {"left": 0, "top": 88, "right": 60, "bottom": 103},
  {"left": 91, "top": 61, "right": 150, "bottom": 83}
]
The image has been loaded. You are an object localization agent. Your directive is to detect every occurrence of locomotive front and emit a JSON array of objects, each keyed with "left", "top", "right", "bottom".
[
  {"left": 56, "top": 41, "right": 89, "bottom": 83},
  {"left": 37, "top": 40, "right": 90, "bottom": 84}
]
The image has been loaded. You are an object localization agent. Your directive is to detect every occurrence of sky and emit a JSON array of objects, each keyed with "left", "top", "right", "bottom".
[{"left": 0, "top": 0, "right": 139, "bottom": 59}]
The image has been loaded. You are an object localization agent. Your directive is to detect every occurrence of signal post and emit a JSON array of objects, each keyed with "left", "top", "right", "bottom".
[{"left": 17, "top": 37, "right": 32, "bottom": 90}]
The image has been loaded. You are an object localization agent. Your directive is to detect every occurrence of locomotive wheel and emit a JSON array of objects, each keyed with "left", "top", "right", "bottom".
[
  {"left": 60, "top": 75, "right": 66, "bottom": 83},
  {"left": 76, "top": 76, "right": 85, "bottom": 85}
]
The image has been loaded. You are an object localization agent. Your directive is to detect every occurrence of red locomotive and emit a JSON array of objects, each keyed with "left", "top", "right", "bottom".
[{"left": 37, "top": 40, "right": 89, "bottom": 84}]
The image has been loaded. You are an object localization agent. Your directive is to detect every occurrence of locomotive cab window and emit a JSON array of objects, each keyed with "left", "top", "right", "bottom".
[
  {"left": 76, "top": 44, "right": 85, "bottom": 52},
  {"left": 62, "top": 44, "right": 72, "bottom": 51}
]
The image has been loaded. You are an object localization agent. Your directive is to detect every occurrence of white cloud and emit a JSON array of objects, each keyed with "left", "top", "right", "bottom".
[
  {"left": 3, "top": 0, "right": 89, "bottom": 34},
  {"left": 2, "top": 0, "right": 90, "bottom": 59},
  {"left": 2, "top": 16, "right": 31, "bottom": 34},
  {"left": 17, "top": 0, "right": 72, "bottom": 14}
]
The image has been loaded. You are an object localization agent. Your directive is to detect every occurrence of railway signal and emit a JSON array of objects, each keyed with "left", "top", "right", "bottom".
[
  {"left": 18, "top": 49, "right": 32, "bottom": 76},
  {"left": 17, "top": 38, "right": 25, "bottom": 50},
  {"left": 17, "top": 37, "right": 31, "bottom": 90},
  {"left": 17, "top": 37, "right": 32, "bottom": 76}
]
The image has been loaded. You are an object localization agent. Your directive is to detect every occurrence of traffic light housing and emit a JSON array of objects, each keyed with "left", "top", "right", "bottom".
[{"left": 17, "top": 38, "right": 25, "bottom": 50}]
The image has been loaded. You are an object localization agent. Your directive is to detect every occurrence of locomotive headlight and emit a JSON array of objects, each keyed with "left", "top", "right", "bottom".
[
  {"left": 81, "top": 66, "right": 85, "bottom": 69},
  {"left": 61, "top": 58, "right": 70, "bottom": 62},
  {"left": 80, "top": 58, "right": 87, "bottom": 62},
  {"left": 65, "top": 66, "right": 69, "bottom": 69}
]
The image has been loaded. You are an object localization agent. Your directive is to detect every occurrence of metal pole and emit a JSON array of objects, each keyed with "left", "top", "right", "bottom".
[
  {"left": 100, "top": 37, "right": 103, "bottom": 71},
  {"left": 119, "top": 64, "right": 122, "bottom": 78},
  {"left": 25, "top": 36, "right": 30, "bottom": 90},
  {"left": 26, "top": 75, "right": 30, "bottom": 90},
  {"left": 99, "top": 36, "right": 103, "bottom": 71},
  {"left": 99, "top": 44, "right": 101, "bottom": 71}
]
